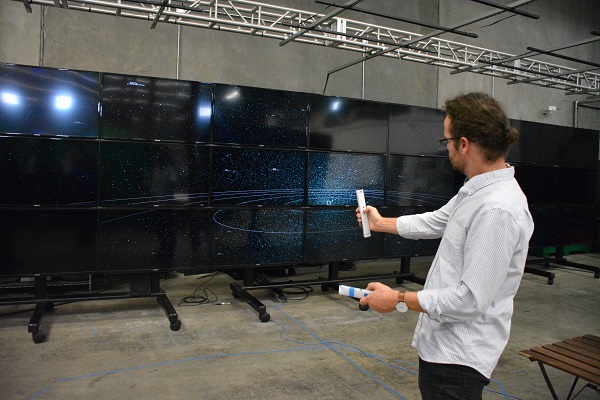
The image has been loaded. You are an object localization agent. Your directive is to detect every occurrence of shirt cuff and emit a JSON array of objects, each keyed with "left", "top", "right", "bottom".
[
  {"left": 417, "top": 289, "right": 441, "bottom": 320},
  {"left": 396, "top": 216, "right": 407, "bottom": 236}
]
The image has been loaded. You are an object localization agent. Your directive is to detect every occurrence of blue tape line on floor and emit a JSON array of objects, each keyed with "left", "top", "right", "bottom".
[{"left": 27, "top": 304, "right": 522, "bottom": 400}]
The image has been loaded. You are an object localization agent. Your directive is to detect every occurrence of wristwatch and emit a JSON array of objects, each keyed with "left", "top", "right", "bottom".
[{"left": 396, "top": 291, "right": 408, "bottom": 313}]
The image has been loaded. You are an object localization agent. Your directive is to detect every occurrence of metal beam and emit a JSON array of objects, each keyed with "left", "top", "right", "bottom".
[
  {"left": 526, "top": 46, "right": 600, "bottom": 69},
  {"left": 21, "top": 0, "right": 32, "bottom": 12},
  {"left": 451, "top": 34, "right": 600, "bottom": 75},
  {"left": 326, "top": 0, "right": 536, "bottom": 77},
  {"left": 282, "top": 21, "right": 441, "bottom": 56},
  {"left": 468, "top": 0, "right": 539, "bottom": 19},
  {"left": 314, "top": 0, "right": 478, "bottom": 39},
  {"left": 11, "top": 0, "right": 599, "bottom": 98},
  {"left": 507, "top": 66, "right": 600, "bottom": 85},
  {"left": 278, "top": 0, "right": 365, "bottom": 46},
  {"left": 151, "top": 0, "right": 170, "bottom": 29}
]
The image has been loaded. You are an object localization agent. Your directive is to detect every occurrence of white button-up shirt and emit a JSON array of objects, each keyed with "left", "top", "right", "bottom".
[{"left": 396, "top": 166, "right": 534, "bottom": 378}]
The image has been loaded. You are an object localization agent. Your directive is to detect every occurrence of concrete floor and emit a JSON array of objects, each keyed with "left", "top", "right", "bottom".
[{"left": 0, "top": 253, "right": 599, "bottom": 400}]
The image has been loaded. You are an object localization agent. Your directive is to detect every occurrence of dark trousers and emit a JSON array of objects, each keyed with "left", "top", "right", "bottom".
[{"left": 418, "top": 358, "right": 490, "bottom": 400}]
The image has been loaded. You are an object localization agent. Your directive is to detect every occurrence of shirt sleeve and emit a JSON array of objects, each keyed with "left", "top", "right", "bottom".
[
  {"left": 396, "top": 196, "right": 455, "bottom": 239},
  {"left": 417, "top": 207, "right": 521, "bottom": 322}
]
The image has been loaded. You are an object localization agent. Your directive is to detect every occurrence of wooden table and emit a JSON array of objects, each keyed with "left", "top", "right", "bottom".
[{"left": 519, "top": 334, "right": 600, "bottom": 399}]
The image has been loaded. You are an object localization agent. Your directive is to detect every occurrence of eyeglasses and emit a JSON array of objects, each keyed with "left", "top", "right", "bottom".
[{"left": 439, "top": 137, "right": 459, "bottom": 149}]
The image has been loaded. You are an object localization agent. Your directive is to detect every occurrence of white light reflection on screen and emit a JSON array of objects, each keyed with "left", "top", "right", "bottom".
[
  {"left": 55, "top": 95, "right": 73, "bottom": 110},
  {"left": 225, "top": 89, "right": 240, "bottom": 100},
  {"left": 1, "top": 92, "right": 19, "bottom": 105},
  {"left": 197, "top": 105, "right": 211, "bottom": 118}
]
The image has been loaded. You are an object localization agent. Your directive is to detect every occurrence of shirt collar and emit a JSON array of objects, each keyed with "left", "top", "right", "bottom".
[{"left": 462, "top": 165, "right": 515, "bottom": 195}]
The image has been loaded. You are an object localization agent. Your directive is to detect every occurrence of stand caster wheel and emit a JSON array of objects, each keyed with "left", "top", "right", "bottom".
[
  {"left": 359, "top": 304, "right": 369, "bottom": 311},
  {"left": 32, "top": 331, "right": 46, "bottom": 343},
  {"left": 395, "top": 277, "right": 404, "bottom": 284},
  {"left": 45, "top": 302, "right": 55, "bottom": 311},
  {"left": 321, "top": 284, "right": 329, "bottom": 292},
  {"left": 259, "top": 312, "right": 270, "bottom": 323},
  {"left": 170, "top": 320, "right": 181, "bottom": 331},
  {"left": 232, "top": 291, "right": 240, "bottom": 299}
]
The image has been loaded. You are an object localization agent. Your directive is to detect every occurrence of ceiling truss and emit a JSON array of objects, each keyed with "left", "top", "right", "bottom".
[{"left": 16, "top": 0, "right": 600, "bottom": 99}]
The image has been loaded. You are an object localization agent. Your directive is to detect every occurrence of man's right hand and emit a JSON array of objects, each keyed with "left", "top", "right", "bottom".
[{"left": 355, "top": 205, "right": 398, "bottom": 235}]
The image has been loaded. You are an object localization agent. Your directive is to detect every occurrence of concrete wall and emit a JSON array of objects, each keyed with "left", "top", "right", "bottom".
[
  {"left": 437, "top": 0, "right": 600, "bottom": 126},
  {"left": 1, "top": 0, "right": 599, "bottom": 125}
]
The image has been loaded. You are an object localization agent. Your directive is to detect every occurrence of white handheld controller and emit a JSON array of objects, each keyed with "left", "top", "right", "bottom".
[
  {"left": 338, "top": 285, "right": 371, "bottom": 299},
  {"left": 356, "top": 189, "right": 371, "bottom": 238}
]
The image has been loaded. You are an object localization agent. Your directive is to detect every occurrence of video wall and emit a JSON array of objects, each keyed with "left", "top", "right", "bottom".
[
  {"left": 0, "top": 63, "right": 598, "bottom": 276},
  {"left": 507, "top": 120, "right": 599, "bottom": 249}
]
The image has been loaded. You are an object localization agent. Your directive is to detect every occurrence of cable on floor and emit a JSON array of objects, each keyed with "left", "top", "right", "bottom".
[{"left": 178, "top": 272, "right": 222, "bottom": 306}]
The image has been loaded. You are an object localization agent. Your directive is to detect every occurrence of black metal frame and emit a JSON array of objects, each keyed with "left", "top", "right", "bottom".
[
  {"left": 230, "top": 256, "right": 425, "bottom": 322},
  {"left": 526, "top": 245, "right": 600, "bottom": 285},
  {"left": 0, "top": 272, "right": 180, "bottom": 343},
  {"left": 537, "top": 362, "right": 600, "bottom": 400}
]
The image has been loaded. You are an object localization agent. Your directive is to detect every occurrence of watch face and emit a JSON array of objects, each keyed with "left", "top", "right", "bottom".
[{"left": 396, "top": 302, "right": 408, "bottom": 313}]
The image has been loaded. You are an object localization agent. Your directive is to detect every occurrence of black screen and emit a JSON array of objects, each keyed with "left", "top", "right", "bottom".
[
  {"left": 307, "top": 152, "right": 385, "bottom": 206},
  {"left": 211, "top": 147, "right": 305, "bottom": 206},
  {"left": 0, "top": 209, "right": 98, "bottom": 276},
  {"left": 211, "top": 209, "right": 303, "bottom": 266},
  {"left": 101, "top": 74, "right": 211, "bottom": 142},
  {"left": 513, "top": 164, "right": 557, "bottom": 206},
  {"left": 308, "top": 94, "right": 388, "bottom": 153},
  {"left": 555, "top": 166, "right": 597, "bottom": 205},
  {"left": 304, "top": 209, "right": 383, "bottom": 262},
  {"left": 557, "top": 127, "right": 599, "bottom": 167},
  {"left": 100, "top": 141, "right": 209, "bottom": 206},
  {"left": 0, "top": 136, "right": 98, "bottom": 206},
  {"left": 508, "top": 120, "right": 563, "bottom": 165},
  {"left": 0, "top": 64, "right": 100, "bottom": 137},
  {"left": 213, "top": 84, "right": 308, "bottom": 147},
  {"left": 552, "top": 204, "right": 595, "bottom": 246},
  {"left": 381, "top": 207, "right": 441, "bottom": 257},
  {"left": 386, "top": 155, "right": 455, "bottom": 207},
  {"left": 389, "top": 105, "right": 447, "bottom": 156},
  {"left": 100, "top": 209, "right": 210, "bottom": 271},
  {"left": 528, "top": 205, "right": 555, "bottom": 248}
]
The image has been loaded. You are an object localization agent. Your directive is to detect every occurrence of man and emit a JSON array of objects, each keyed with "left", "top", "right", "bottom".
[{"left": 356, "top": 92, "right": 534, "bottom": 400}]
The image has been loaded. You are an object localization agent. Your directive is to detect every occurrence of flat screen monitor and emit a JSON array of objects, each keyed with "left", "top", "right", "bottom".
[
  {"left": 386, "top": 155, "right": 455, "bottom": 207},
  {"left": 211, "top": 209, "right": 303, "bottom": 267},
  {"left": 101, "top": 73, "right": 211, "bottom": 142},
  {"left": 552, "top": 204, "right": 595, "bottom": 246},
  {"left": 0, "top": 64, "right": 100, "bottom": 138},
  {"left": 557, "top": 127, "right": 599, "bottom": 167},
  {"left": 213, "top": 84, "right": 308, "bottom": 147},
  {"left": 0, "top": 209, "right": 98, "bottom": 276},
  {"left": 507, "top": 120, "right": 563, "bottom": 165},
  {"left": 100, "top": 209, "right": 210, "bottom": 271},
  {"left": 381, "top": 207, "right": 441, "bottom": 257},
  {"left": 308, "top": 94, "right": 388, "bottom": 153},
  {"left": 389, "top": 105, "right": 447, "bottom": 156},
  {"left": 555, "top": 166, "right": 597, "bottom": 205},
  {"left": 513, "top": 164, "right": 557, "bottom": 206},
  {"left": 0, "top": 136, "right": 98, "bottom": 206},
  {"left": 307, "top": 152, "right": 385, "bottom": 206},
  {"left": 211, "top": 147, "right": 305, "bottom": 206},
  {"left": 304, "top": 209, "right": 383, "bottom": 262},
  {"left": 528, "top": 205, "right": 555, "bottom": 248},
  {"left": 100, "top": 141, "right": 209, "bottom": 206}
]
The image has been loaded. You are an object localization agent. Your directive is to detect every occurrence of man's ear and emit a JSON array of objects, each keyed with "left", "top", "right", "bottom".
[{"left": 459, "top": 136, "right": 469, "bottom": 152}]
